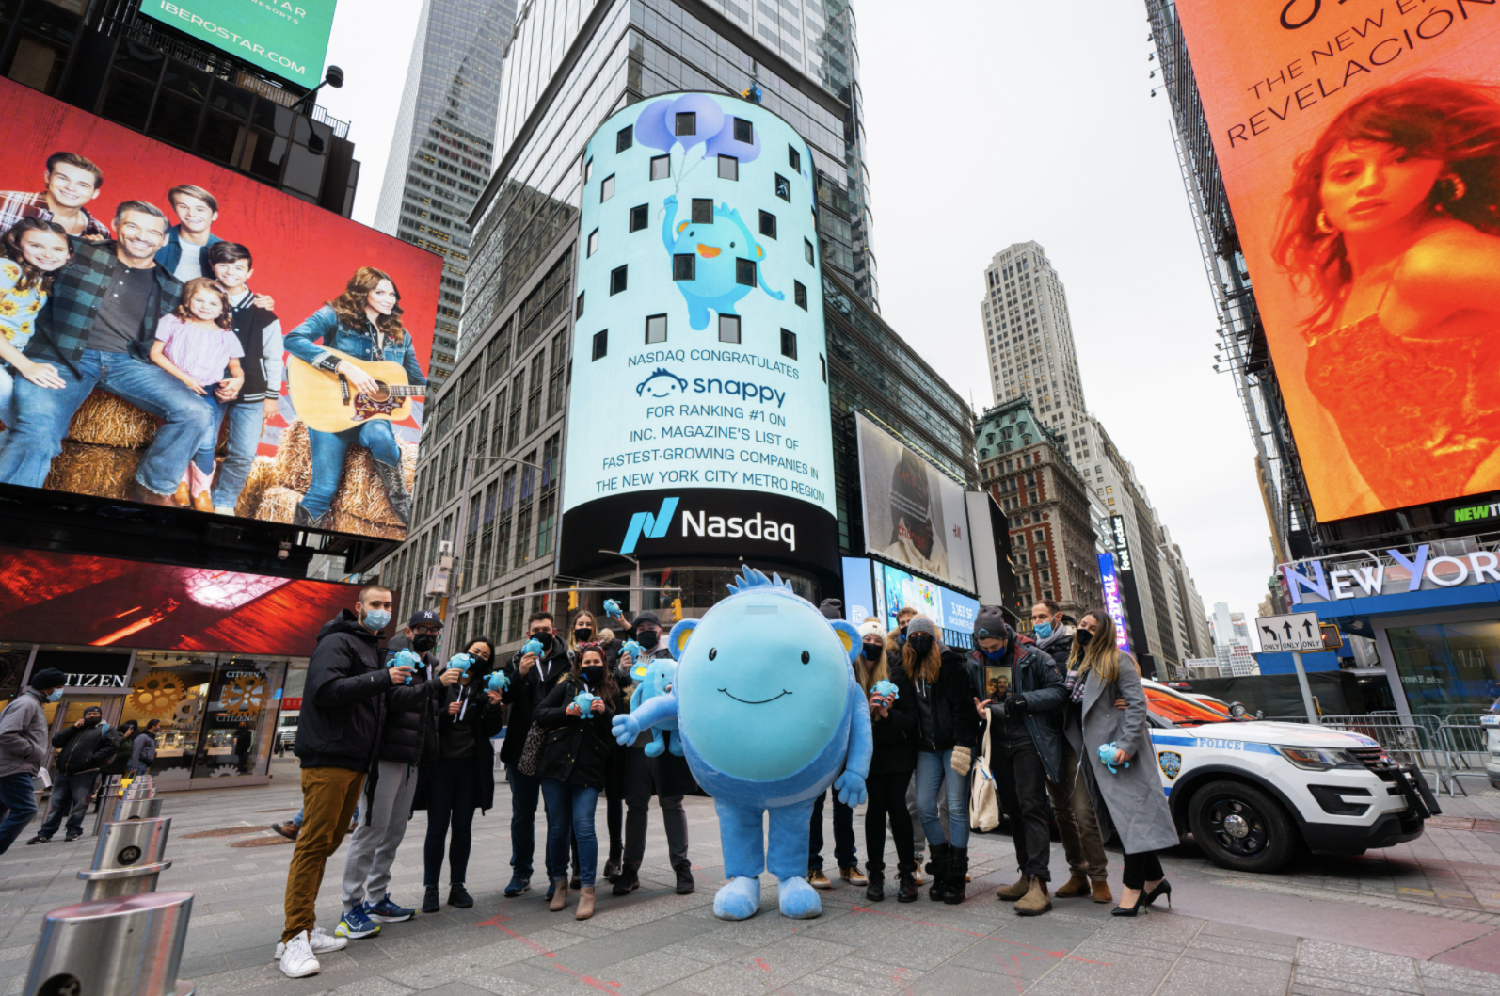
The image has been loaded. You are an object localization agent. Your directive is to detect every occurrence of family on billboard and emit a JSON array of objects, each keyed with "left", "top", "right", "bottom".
[{"left": 0, "top": 150, "right": 425, "bottom": 536}]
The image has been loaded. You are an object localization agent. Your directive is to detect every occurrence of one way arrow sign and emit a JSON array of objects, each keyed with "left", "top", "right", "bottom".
[{"left": 1254, "top": 612, "right": 1323, "bottom": 652}]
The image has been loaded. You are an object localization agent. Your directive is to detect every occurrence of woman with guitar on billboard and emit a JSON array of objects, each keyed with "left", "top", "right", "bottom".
[{"left": 283, "top": 266, "right": 425, "bottom": 529}]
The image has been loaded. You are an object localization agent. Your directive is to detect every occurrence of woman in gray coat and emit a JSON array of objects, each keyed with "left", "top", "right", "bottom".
[{"left": 1074, "top": 610, "right": 1178, "bottom": 916}]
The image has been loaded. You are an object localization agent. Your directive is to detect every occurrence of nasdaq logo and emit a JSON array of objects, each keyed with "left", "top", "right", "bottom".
[{"left": 620, "top": 497, "right": 679, "bottom": 555}]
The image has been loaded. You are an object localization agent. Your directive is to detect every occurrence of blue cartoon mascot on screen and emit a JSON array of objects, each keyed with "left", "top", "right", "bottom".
[{"left": 612, "top": 566, "right": 871, "bottom": 921}]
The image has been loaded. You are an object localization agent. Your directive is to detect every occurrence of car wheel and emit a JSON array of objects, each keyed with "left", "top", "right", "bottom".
[{"left": 1187, "top": 779, "right": 1296, "bottom": 873}]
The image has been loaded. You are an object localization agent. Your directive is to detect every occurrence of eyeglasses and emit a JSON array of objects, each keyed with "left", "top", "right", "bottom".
[{"left": 412, "top": 626, "right": 441, "bottom": 635}]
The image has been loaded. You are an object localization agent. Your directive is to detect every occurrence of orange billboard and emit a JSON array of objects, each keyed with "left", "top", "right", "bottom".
[{"left": 1173, "top": 0, "right": 1500, "bottom": 520}]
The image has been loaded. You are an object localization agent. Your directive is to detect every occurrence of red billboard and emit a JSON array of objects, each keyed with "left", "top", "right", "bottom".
[
  {"left": 0, "top": 77, "right": 439, "bottom": 541},
  {"left": 0, "top": 546, "right": 366, "bottom": 656}
]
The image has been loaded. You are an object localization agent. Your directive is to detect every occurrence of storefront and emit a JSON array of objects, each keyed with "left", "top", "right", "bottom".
[
  {"left": 0, "top": 547, "right": 360, "bottom": 790},
  {"left": 1280, "top": 538, "right": 1500, "bottom": 721}
]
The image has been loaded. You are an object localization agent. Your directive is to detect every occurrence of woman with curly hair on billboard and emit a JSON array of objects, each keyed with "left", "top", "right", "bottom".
[{"left": 1273, "top": 78, "right": 1500, "bottom": 513}]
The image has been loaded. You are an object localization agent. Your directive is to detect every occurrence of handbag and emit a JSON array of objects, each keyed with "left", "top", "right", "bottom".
[
  {"left": 516, "top": 721, "right": 545, "bottom": 778},
  {"left": 968, "top": 712, "right": 1000, "bottom": 832}
]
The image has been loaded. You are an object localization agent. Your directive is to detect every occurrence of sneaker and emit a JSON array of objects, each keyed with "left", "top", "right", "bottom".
[
  {"left": 613, "top": 866, "right": 640, "bottom": 897},
  {"left": 64, "top": 833, "right": 82, "bottom": 843},
  {"left": 367, "top": 895, "right": 415, "bottom": 923},
  {"left": 271, "top": 821, "right": 299, "bottom": 841},
  {"left": 839, "top": 866, "right": 868, "bottom": 886},
  {"left": 422, "top": 885, "right": 440, "bottom": 913},
  {"left": 333, "top": 903, "right": 380, "bottom": 940},
  {"left": 274, "top": 926, "right": 346, "bottom": 959},
  {"left": 675, "top": 865, "right": 695, "bottom": 895},
  {"left": 448, "top": 883, "right": 473, "bottom": 909},
  {"left": 277, "top": 931, "right": 320, "bottom": 978},
  {"left": 808, "top": 869, "right": 833, "bottom": 890},
  {"left": 503, "top": 875, "right": 531, "bottom": 898},
  {"left": 25, "top": 835, "right": 49, "bottom": 845}
]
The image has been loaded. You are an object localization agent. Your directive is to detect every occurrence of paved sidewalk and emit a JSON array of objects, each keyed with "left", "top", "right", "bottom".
[{"left": 0, "top": 761, "right": 1495, "bottom": 996}]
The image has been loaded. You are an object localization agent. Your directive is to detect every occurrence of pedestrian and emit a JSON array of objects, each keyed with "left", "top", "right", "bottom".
[
  {"left": 569, "top": 609, "right": 623, "bottom": 881},
  {"left": 0, "top": 667, "right": 66, "bottom": 855},
  {"left": 335, "top": 609, "right": 461, "bottom": 939},
  {"left": 1073, "top": 610, "right": 1178, "bottom": 916},
  {"left": 972, "top": 607, "right": 1067, "bottom": 916},
  {"left": 534, "top": 642, "right": 621, "bottom": 920},
  {"left": 28, "top": 704, "right": 118, "bottom": 844},
  {"left": 611, "top": 610, "right": 695, "bottom": 896},
  {"left": 130, "top": 719, "right": 160, "bottom": 776},
  {"left": 498, "top": 611, "right": 573, "bottom": 897},
  {"left": 276, "top": 585, "right": 412, "bottom": 979},
  {"left": 806, "top": 600, "right": 862, "bottom": 890},
  {"left": 886, "top": 606, "right": 926, "bottom": 881},
  {"left": 902, "top": 614, "right": 979, "bottom": 904},
  {"left": 857, "top": 620, "right": 918, "bottom": 903},
  {"left": 416, "top": 634, "right": 503, "bottom": 912},
  {"left": 95, "top": 719, "right": 137, "bottom": 810}
]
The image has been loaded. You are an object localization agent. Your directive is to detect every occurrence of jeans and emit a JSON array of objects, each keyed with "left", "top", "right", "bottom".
[
  {"left": 1122, "top": 850, "right": 1164, "bottom": 890},
  {"left": 209, "top": 400, "right": 263, "bottom": 510},
  {"left": 1048, "top": 738, "right": 1108, "bottom": 880},
  {"left": 126, "top": 761, "right": 148, "bottom": 776},
  {"left": 302, "top": 420, "right": 400, "bottom": 518},
  {"left": 38, "top": 772, "right": 96, "bottom": 838},
  {"left": 0, "top": 349, "right": 213, "bottom": 494},
  {"left": 423, "top": 758, "right": 476, "bottom": 887},
  {"left": 282, "top": 766, "right": 362, "bottom": 943},
  {"left": 540, "top": 779, "right": 599, "bottom": 888},
  {"left": 0, "top": 772, "right": 37, "bottom": 855},
  {"left": 189, "top": 393, "right": 220, "bottom": 474},
  {"left": 506, "top": 763, "right": 541, "bottom": 880},
  {"left": 993, "top": 736, "right": 1053, "bottom": 881},
  {"left": 865, "top": 769, "right": 916, "bottom": 873},
  {"left": 0, "top": 365, "right": 15, "bottom": 425},
  {"left": 915, "top": 750, "right": 970, "bottom": 849},
  {"left": 808, "top": 786, "right": 856, "bottom": 871}
]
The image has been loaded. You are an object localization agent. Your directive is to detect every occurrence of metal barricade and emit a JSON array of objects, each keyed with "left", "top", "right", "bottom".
[
  {"left": 23, "top": 892, "right": 194, "bottom": 996},
  {"left": 1436, "top": 714, "right": 1493, "bottom": 794}
]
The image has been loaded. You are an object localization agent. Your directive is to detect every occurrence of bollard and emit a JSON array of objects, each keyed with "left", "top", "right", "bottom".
[
  {"left": 113, "top": 797, "right": 163, "bottom": 822},
  {"left": 90, "top": 777, "right": 123, "bottom": 838},
  {"left": 23, "top": 891, "right": 195, "bottom": 996},
  {"left": 79, "top": 817, "right": 173, "bottom": 901}
]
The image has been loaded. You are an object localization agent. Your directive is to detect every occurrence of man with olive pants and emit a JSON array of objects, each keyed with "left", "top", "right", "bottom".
[{"left": 278, "top": 586, "right": 413, "bottom": 979}]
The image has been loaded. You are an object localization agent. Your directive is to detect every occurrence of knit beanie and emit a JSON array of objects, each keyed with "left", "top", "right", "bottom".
[
  {"left": 974, "top": 605, "right": 1012, "bottom": 643},
  {"left": 857, "top": 618, "right": 884, "bottom": 639},
  {"left": 906, "top": 615, "right": 939, "bottom": 639}
]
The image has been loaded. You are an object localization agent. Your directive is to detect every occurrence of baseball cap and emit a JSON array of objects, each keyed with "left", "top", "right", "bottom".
[{"left": 408, "top": 609, "right": 443, "bottom": 629}]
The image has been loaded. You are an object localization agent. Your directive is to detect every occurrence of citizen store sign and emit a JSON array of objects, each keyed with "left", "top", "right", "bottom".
[
  {"left": 559, "top": 489, "right": 839, "bottom": 576},
  {"left": 1283, "top": 543, "right": 1500, "bottom": 605},
  {"left": 29, "top": 649, "right": 133, "bottom": 689}
]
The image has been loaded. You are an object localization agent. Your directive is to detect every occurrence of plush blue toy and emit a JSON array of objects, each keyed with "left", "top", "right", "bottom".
[
  {"left": 871, "top": 680, "right": 899, "bottom": 702},
  {"left": 387, "top": 648, "right": 422, "bottom": 683},
  {"left": 620, "top": 639, "right": 644, "bottom": 670},
  {"left": 1098, "top": 741, "right": 1129, "bottom": 774},
  {"left": 447, "top": 652, "right": 475, "bottom": 675},
  {"left": 613, "top": 566, "right": 870, "bottom": 922},
  {"left": 573, "top": 690, "right": 597, "bottom": 717},
  {"left": 486, "top": 671, "right": 510, "bottom": 694},
  {"left": 604, "top": 599, "right": 623, "bottom": 619},
  {"left": 522, "top": 637, "right": 544, "bottom": 658},
  {"left": 630, "top": 657, "right": 682, "bottom": 757}
]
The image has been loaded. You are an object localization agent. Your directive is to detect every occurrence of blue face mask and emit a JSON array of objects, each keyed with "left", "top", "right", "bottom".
[
  {"left": 363, "top": 608, "right": 392, "bottom": 632},
  {"left": 46, "top": 689, "right": 62, "bottom": 702},
  {"left": 1034, "top": 621, "right": 1053, "bottom": 640},
  {"left": 982, "top": 647, "right": 1007, "bottom": 662}
]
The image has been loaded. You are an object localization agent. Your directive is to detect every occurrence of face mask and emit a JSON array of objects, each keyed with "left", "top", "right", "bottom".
[
  {"left": 982, "top": 647, "right": 1007, "bottom": 662},
  {"left": 46, "top": 690, "right": 62, "bottom": 702},
  {"left": 861, "top": 644, "right": 882, "bottom": 662},
  {"left": 412, "top": 634, "right": 438, "bottom": 652},
  {"left": 908, "top": 634, "right": 934, "bottom": 657},
  {"left": 581, "top": 665, "right": 605, "bottom": 686},
  {"left": 1034, "top": 622, "right": 1053, "bottom": 640},
  {"left": 637, "top": 629, "right": 661, "bottom": 650},
  {"left": 574, "top": 628, "right": 593, "bottom": 642},
  {"left": 533, "top": 632, "right": 553, "bottom": 651},
  {"left": 83, "top": 715, "right": 101, "bottom": 728},
  {"left": 363, "top": 608, "right": 391, "bottom": 631},
  {"left": 1076, "top": 628, "right": 1095, "bottom": 648}
]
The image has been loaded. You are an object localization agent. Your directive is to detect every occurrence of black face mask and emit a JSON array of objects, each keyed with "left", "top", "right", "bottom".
[
  {"left": 907, "top": 634, "right": 934, "bottom": 657},
  {"left": 533, "top": 632, "right": 553, "bottom": 651},
  {"left": 581, "top": 665, "right": 605, "bottom": 686},
  {"left": 637, "top": 629, "right": 661, "bottom": 650},
  {"left": 83, "top": 715, "right": 101, "bottom": 728},
  {"left": 861, "top": 644, "right": 883, "bottom": 662},
  {"left": 574, "top": 628, "right": 593, "bottom": 642},
  {"left": 411, "top": 634, "right": 438, "bottom": 652},
  {"left": 1075, "top": 628, "right": 1095, "bottom": 648}
]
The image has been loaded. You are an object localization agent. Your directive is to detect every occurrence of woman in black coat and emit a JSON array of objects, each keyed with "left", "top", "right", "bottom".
[
  {"left": 855, "top": 621, "right": 919, "bottom": 903},
  {"left": 532, "top": 643, "right": 622, "bottom": 921},
  {"left": 414, "top": 636, "right": 503, "bottom": 913}
]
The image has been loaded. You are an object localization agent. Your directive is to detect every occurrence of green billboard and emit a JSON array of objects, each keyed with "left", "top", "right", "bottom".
[{"left": 139, "top": 0, "right": 337, "bottom": 86}]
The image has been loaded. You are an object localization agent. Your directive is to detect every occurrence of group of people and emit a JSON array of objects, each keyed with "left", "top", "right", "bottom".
[{"left": 0, "top": 150, "right": 423, "bottom": 527}]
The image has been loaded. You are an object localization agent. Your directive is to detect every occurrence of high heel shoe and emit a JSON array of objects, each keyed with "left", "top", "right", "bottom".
[
  {"left": 1143, "top": 879, "right": 1172, "bottom": 908},
  {"left": 1111, "top": 889, "right": 1149, "bottom": 917}
]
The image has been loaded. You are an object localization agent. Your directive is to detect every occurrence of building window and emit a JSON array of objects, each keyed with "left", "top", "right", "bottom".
[
  {"left": 718, "top": 314, "right": 741, "bottom": 344},
  {"left": 774, "top": 173, "right": 790, "bottom": 201},
  {"left": 736, "top": 258, "right": 756, "bottom": 287},
  {"left": 610, "top": 265, "right": 627, "bottom": 295},
  {"left": 718, "top": 155, "right": 738, "bottom": 180},
  {"left": 600, "top": 174, "right": 614, "bottom": 201},
  {"left": 629, "top": 203, "right": 648, "bottom": 232},
  {"left": 788, "top": 145, "right": 801, "bottom": 171},
  {"left": 794, "top": 280, "right": 806, "bottom": 310},
  {"left": 805, "top": 238, "right": 815, "bottom": 265},
  {"left": 650, "top": 155, "right": 670, "bottom": 181},
  {"left": 758, "top": 210, "right": 776, "bottom": 239},
  {"left": 819, "top": 353, "right": 826, "bottom": 383},
  {"left": 734, "top": 117, "right": 753, "bottom": 143},
  {"left": 587, "top": 229, "right": 598, "bottom": 257},
  {"left": 584, "top": 157, "right": 593, "bottom": 182},
  {"left": 692, "top": 198, "right": 713, "bottom": 223},
  {"left": 645, "top": 314, "right": 667, "bottom": 344},
  {"left": 592, "top": 329, "right": 607, "bottom": 360},
  {"left": 780, "top": 329, "right": 797, "bottom": 360},
  {"left": 575, "top": 291, "right": 584, "bottom": 318},
  {"left": 676, "top": 112, "right": 696, "bottom": 136},
  {"left": 673, "top": 253, "right": 695, "bottom": 281},
  {"left": 616, "top": 125, "right": 632, "bottom": 152},
  {"left": 1034, "top": 530, "right": 1045, "bottom": 542}
]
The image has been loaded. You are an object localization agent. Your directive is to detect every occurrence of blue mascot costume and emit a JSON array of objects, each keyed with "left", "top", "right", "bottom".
[{"left": 613, "top": 566, "right": 871, "bottom": 921}]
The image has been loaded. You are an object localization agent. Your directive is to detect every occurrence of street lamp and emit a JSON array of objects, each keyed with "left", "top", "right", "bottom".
[{"left": 288, "top": 65, "right": 344, "bottom": 112}]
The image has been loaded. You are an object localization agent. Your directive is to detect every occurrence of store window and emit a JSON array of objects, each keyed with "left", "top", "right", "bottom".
[{"left": 1387, "top": 620, "right": 1500, "bottom": 717}]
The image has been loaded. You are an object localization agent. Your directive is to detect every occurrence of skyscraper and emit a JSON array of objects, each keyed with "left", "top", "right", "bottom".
[
  {"left": 375, "top": 0, "right": 518, "bottom": 389},
  {"left": 980, "top": 241, "right": 1090, "bottom": 463}
]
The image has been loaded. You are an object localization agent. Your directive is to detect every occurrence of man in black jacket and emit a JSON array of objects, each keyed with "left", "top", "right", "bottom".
[
  {"left": 28, "top": 704, "right": 118, "bottom": 844},
  {"left": 335, "top": 608, "right": 459, "bottom": 938},
  {"left": 971, "top": 606, "right": 1066, "bottom": 917},
  {"left": 277, "top": 586, "right": 413, "bottom": 980},
  {"left": 498, "top": 610, "right": 572, "bottom": 897}
]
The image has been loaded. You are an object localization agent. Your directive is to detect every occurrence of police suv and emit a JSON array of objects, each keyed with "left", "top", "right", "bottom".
[{"left": 1143, "top": 681, "right": 1440, "bottom": 873}]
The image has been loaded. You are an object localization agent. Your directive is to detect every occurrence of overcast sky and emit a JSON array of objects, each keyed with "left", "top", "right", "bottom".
[{"left": 315, "top": 0, "right": 1275, "bottom": 635}]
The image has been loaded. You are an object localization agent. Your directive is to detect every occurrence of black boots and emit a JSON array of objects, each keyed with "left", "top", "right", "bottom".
[
  {"left": 613, "top": 864, "right": 640, "bottom": 896},
  {"left": 865, "top": 861, "right": 885, "bottom": 902},
  {"left": 927, "top": 843, "right": 952, "bottom": 902},
  {"left": 371, "top": 460, "right": 410, "bottom": 525},
  {"left": 897, "top": 861, "right": 920, "bottom": 904},
  {"left": 943, "top": 847, "right": 969, "bottom": 905}
]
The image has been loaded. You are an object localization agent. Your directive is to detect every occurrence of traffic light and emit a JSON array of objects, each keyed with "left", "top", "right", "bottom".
[
  {"left": 568, "top": 587, "right": 578, "bottom": 611},
  {"left": 670, "top": 598, "right": 683, "bottom": 622},
  {"left": 1319, "top": 622, "right": 1344, "bottom": 651}
]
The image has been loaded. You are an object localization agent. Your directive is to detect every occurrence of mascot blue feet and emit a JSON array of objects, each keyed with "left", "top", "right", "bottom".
[{"left": 714, "top": 876, "right": 762, "bottom": 920}]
